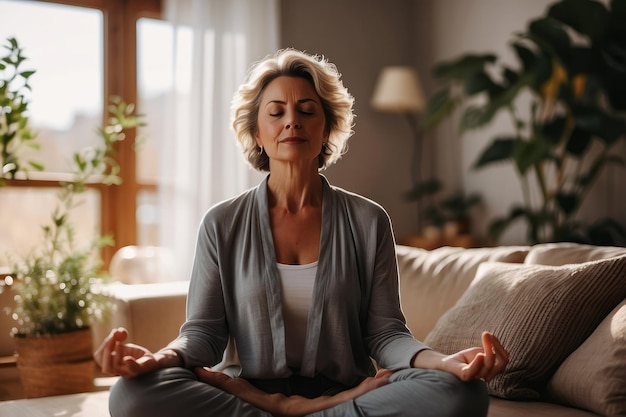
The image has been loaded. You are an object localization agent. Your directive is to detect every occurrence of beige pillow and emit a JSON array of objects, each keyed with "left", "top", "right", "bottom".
[
  {"left": 547, "top": 299, "right": 626, "bottom": 416},
  {"left": 525, "top": 242, "right": 626, "bottom": 266},
  {"left": 395, "top": 245, "right": 529, "bottom": 340},
  {"left": 424, "top": 255, "right": 626, "bottom": 400}
]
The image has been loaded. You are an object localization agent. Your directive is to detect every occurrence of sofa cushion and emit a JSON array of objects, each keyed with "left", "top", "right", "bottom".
[
  {"left": 524, "top": 242, "right": 626, "bottom": 266},
  {"left": 423, "top": 255, "right": 626, "bottom": 400},
  {"left": 395, "top": 245, "right": 529, "bottom": 340},
  {"left": 547, "top": 299, "right": 626, "bottom": 417}
]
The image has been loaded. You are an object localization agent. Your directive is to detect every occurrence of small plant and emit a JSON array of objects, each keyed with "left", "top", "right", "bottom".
[
  {"left": 2, "top": 96, "right": 145, "bottom": 336},
  {"left": 0, "top": 37, "right": 41, "bottom": 185},
  {"left": 405, "top": 178, "right": 482, "bottom": 232}
]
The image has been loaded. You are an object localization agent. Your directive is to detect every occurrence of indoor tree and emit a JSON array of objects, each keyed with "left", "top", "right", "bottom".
[{"left": 424, "top": 0, "right": 626, "bottom": 245}]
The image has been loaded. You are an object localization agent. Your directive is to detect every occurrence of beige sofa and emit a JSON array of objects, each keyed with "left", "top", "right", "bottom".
[
  {"left": 397, "top": 242, "right": 626, "bottom": 417},
  {"left": 4, "top": 242, "right": 625, "bottom": 417}
]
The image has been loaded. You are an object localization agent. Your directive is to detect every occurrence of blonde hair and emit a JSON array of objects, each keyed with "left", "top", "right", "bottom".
[{"left": 232, "top": 48, "right": 355, "bottom": 171}]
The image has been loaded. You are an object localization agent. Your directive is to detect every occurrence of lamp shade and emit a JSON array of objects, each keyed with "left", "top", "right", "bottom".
[{"left": 371, "top": 66, "right": 425, "bottom": 113}]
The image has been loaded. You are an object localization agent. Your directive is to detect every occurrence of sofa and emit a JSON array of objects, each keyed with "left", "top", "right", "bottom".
[
  {"left": 396, "top": 242, "right": 626, "bottom": 417},
  {"left": 3, "top": 242, "right": 625, "bottom": 417}
]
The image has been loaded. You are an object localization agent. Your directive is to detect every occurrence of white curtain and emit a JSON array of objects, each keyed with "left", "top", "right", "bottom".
[{"left": 159, "top": 0, "right": 279, "bottom": 280}]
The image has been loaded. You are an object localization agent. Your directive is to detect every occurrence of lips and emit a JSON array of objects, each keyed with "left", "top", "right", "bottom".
[{"left": 280, "top": 137, "right": 306, "bottom": 144}]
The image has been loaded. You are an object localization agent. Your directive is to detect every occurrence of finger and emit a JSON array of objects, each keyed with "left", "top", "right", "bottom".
[
  {"left": 123, "top": 356, "right": 146, "bottom": 378},
  {"left": 461, "top": 352, "right": 485, "bottom": 381},
  {"left": 99, "top": 330, "right": 125, "bottom": 375},
  {"left": 375, "top": 368, "right": 394, "bottom": 379},
  {"left": 114, "top": 340, "right": 125, "bottom": 371},
  {"left": 483, "top": 333, "right": 509, "bottom": 381},
  {"left": 481, "top": 332, "right": 496, "bottom": 373},
  {"left": 194, "top": 367, "right": 231, "bottom": 388},
  {"left": 491, "top": 334, "right": 510, "bottom": 363}
]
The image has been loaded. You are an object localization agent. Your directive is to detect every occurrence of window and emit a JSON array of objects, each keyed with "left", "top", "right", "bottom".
[{"left": 0, "top": 0, "right": 162, "bottom": 269}]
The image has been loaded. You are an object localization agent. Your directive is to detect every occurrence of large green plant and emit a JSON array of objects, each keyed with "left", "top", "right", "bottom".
[
  {"left": 0, "top": 37, "right": 41, "bottom": 185},
  {"left": 424, "top": 0, "right": 626, "bottom": 245}
]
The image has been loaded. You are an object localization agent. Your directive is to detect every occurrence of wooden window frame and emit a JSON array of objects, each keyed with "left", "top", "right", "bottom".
[{"left": 6, "top": 0, "right": 162, "bottom": 268}]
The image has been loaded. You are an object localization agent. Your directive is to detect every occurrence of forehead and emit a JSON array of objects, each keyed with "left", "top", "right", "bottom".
[{"left": 261, "top": 76, "right": 319, "bottom": 102}]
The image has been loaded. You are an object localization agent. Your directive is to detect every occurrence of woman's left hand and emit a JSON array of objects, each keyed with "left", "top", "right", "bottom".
[
  {"left": 413, "top": 331, "right": 509, "bottom": 382},
  {"left": 442, "top": 331, "right": 509, "bottom": 382}
]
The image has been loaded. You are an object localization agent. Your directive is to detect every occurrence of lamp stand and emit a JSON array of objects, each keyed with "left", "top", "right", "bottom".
[{"left": 405, "top": 112, "right": 424, "bottom": 233}]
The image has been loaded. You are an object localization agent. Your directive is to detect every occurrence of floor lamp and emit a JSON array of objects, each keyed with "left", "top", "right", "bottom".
[{"left": 371, "top": 66, "right": 426, "bottom": 232}]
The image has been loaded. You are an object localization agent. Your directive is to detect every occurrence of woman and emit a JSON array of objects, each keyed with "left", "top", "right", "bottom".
[{"left": 95, "top": 49, "right": 509, "bottom": 417}]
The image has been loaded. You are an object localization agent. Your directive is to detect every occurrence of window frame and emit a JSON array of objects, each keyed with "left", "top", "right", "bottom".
[{"left": 5, "top": 0, "right": 162, "bottom": 269}]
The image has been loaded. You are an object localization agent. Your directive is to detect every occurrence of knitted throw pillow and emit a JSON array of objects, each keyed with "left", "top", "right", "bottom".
[
  {"left": 547, "top": 299, "right": 626, "bottom": 416},
  {"left": 424, "top": 255, "right": 626, "bottom": 400}
]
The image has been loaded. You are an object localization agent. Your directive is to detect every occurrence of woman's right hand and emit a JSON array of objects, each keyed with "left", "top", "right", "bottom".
[
  {"left": 194, "top": 367, "right": 394, "bottom": 417},
  {"left": 93, "top": 327, "right": 179, "bottom": 378}
]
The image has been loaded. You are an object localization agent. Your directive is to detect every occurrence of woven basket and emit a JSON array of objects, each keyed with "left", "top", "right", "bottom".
[{"left": 14, "top": 327, "right": 95, "bottom": 398}]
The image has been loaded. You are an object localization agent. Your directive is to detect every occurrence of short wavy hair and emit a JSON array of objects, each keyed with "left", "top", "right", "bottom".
[{"left": 232, "top": 48, "right": 355, "bottom": 171}]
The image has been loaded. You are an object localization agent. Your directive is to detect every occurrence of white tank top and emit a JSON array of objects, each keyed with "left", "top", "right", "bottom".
[{"left": 277, "top": 261, "right": 317, "bottom": 369}]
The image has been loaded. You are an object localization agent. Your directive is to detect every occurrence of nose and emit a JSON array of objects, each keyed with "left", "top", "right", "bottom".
[{"left": 285, "top": 110, "right": 301, "bottom": 129}]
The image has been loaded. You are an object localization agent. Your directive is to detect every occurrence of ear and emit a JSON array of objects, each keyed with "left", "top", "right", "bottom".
[
  {"left": 323, "top": 124, "right": 331, "bottom": 140},
  {"left": 254, "top": 130, "right": 261, "bottom": 147}
]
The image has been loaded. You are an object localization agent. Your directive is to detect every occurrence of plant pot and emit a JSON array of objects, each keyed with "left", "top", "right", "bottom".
[{"left": 13, "top": 327, "right": 95, "bottom": 398}]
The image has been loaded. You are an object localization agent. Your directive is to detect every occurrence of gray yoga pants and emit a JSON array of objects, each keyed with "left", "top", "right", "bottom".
[{"left": 108, "top": 367, "right": 489, "bottom": 417}]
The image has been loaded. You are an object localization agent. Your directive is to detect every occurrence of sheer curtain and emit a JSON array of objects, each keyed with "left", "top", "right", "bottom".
[{"left": 159, "top": 0, "right": 279, "bottom": 280}]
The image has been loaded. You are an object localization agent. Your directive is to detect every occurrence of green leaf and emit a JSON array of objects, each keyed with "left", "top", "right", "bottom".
[
  {"left": 422, "top": 88, "right": 458, "bottom": 131},
  {"left": 512, "top": 42, "right": 537, "bottom": 73},
  {"left": 573, "top": 105, "right": 626, "bottom": 146},
  {"left": 474, "top": 137, "right": 517, "bottom": 168},
  {"left": 19, "top": 70, "right": 35, "bottom": 79},
  {"left": 487, "top": 217, "right": 513, "bottom": 243},
  {"left": 432, "top": 53, "right": 497, "bottom": 80},
  {"left": 463, "top": 70, "right": 501, "bottom": 96},
  {"left": 530, "top": 50, "right": 555, "bottom": 91},
  {"left": 528, "top": 17, "right": 571, "bottom": 59},
  {"left": 460, "top": 106, "right": 490, "bottom": 131},
  {"left": 502, "top": 67, "right": 519, "bottom": 85},
  {"left": 403, "top": 178, "right": 443, "bottom": 201},
  {"left": 476, "top": 71, "right": 533, "bottom": 128},
  {"left": 556, "top": 191, "right": 579, "bottom": 216},
  {"left": 28, "top": 161, "right": 44, "bottom": 171},
  {"left": 565, "top": 46, "right": 602, "bottom": 75},
  {"left": 541, "top": 116, "right": 567, "bottom": 145},
  {"left": 513, "top": 138, "right": 553, "bottom": 175},
  {"left": 487, "top": 207, "right": 525, "bottom": 243},
  {"left": 566, "top": 127, "right": 592, "bottom": 156},
  {"left": 548, "top": 0, "right": 609, "bottom": 43}
]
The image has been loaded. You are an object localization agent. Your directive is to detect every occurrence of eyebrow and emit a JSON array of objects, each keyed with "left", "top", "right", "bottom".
[{"left": 264, "top": 98, "right": 319, "bottom": 107}]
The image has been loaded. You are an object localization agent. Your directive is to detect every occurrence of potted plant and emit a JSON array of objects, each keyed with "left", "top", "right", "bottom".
[
  {"left": 4, "top": 96, "right": 144, "bottom": 398},
  {"left": 404, "top": 178, "right": 482, "bottom": 237},
  {"left": 0, "top": 35, "right": 146, "bottom": 397},
  {"left": 1, "top": 37, "right": 42, "bottom": 186},
  {"left": 423, "top": 0, "right": 626, "bottom": 245}
]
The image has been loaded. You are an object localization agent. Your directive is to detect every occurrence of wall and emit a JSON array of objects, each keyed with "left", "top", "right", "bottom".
[
  {"left": 281, "top": 0, "right": 626, "bottom": 245},
  {"left": 280, "top": 0, "right": 421, "bottom": 239}
]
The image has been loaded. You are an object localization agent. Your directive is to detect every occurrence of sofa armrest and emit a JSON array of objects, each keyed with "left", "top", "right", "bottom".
[{"left": 92, "top": 281, "right": 189, "bottom": 353}]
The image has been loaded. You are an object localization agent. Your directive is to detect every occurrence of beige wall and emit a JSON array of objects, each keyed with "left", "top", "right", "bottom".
[
  {"left": 280, "top": 0, "right": 421, "bottom": 239},
  {"left": 280, "top": 0, "right": 626, "bottom": 245}
]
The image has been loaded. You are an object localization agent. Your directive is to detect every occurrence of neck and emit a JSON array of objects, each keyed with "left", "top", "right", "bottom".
[{"left": 267, "top": 166, "right": 322, "bottom": 213}]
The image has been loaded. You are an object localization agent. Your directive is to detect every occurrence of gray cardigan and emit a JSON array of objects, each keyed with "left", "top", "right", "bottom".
[{"left": 166, "top": 175, "right": 427, "bottom": 387}]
